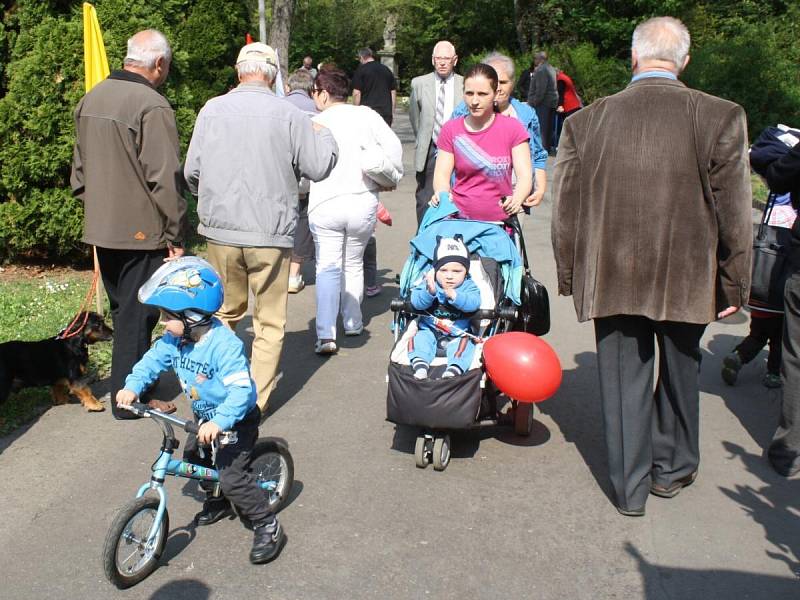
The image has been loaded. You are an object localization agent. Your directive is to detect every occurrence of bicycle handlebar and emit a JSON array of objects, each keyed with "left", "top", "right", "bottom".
[{"left": 123, "top": 402, "right": 200, "bottom": 434}]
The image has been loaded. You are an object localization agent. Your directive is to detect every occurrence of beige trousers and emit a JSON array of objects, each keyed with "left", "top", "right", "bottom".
[{"left": 206, "top": 243, "right": 290, "bottom": 413}]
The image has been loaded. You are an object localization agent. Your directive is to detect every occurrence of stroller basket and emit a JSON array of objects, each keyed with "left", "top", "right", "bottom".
[{"left": 387, "top": 362, "right": 483, "bottom": 429}]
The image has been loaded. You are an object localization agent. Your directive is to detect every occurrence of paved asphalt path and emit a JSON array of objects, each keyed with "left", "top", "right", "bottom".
[{"left": 1, "top": 111, "right": 798, "bottom": 600}]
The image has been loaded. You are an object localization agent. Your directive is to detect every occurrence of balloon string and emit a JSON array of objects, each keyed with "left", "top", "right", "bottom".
[{"left": 421, "top": 314, "right": 485, "bottom": 343}]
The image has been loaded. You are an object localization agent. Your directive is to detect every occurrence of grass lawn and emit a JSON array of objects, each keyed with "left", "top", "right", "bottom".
[{"left": 0, "top": 267, "right": 111, "bottom": 436}]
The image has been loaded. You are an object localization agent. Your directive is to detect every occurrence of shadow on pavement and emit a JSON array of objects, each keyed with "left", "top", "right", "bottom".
[
  {"left": 627, "top": 540, "right": 798, "bottom": 598},
  {"left": 536, "top": 350, "right": 614, "bottom": 504},
  {"left": 391, "top": 411, "right": 551, "bottom": 460},
  {"left": 718, "top": 441, "right": 800, "bottom": 578},
  {"left": 149, "top": 578, "right": 211, "bottom": 600},
  {"left": 703, "top": 333, "right": 782, "bottom": 449},
  {"left": 161, "top": 520, "right": 198, "bottom": 564}
]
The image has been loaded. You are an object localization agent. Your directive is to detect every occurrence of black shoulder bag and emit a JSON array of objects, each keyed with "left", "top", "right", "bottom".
[
  {"left": 748, "top": 192, "right": 793, "bottom": 313},
  {"left": 508, "top": 216, "right": 550, "bottom": 336}
]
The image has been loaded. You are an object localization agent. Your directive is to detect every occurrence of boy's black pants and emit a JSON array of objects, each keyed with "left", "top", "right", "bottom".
[
  {"left": 735, "top": 315, "right": 783, "bottom": 374},
  {"left": 183, "top": 407, "right": 273, "bottom": 525}
]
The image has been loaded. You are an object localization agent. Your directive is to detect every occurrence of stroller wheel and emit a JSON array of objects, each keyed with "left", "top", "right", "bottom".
[
  {"left": 513, "top": 401, "right": 534, "bottom": 437},
  {"left": 432, "top": 435, "right": 451, "bottom": 471},
  {"left": 414, "top": 435, "right": 432, "bottom": 469}
]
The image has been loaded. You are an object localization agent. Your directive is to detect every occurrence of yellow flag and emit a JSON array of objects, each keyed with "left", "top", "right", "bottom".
[{"left": 83, "top": 3, "right": 109, "bottom": 92}]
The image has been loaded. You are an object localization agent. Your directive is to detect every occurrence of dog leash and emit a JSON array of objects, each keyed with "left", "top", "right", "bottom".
[{"left": 56, "top": 269, "right": 101, "bottom": 340}]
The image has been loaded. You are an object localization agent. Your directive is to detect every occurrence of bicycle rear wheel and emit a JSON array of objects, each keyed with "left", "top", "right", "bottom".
[
  {"left": 102, "top": 496, "right": 169, "bottom": 589},
  {"left": 250, "top": 439, "right": 294, "bottom": 514}
]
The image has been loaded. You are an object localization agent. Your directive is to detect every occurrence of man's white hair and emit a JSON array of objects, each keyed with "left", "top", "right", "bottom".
[
  {"left": 483, "top": 51, "right": 515, "bottom": 79},
  {"left": 432, "top": 40, "right": 456, "bottom": 57},
  {"left": 632, "top": 16, "right": 690, "bottom": 70},
  {"left": 236, "top": 60, "right": 277, "bottom": 82},
  {"left": 124, "top": 29, "right": 172, "bottom": 69}
]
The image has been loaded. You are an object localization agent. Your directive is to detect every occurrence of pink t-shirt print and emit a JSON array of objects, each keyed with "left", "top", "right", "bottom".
[{"left": 437, "top": 114, "right": 529, "bottom": 221}]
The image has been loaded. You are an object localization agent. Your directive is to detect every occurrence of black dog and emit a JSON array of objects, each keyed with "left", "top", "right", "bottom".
[{"left": 0, "top": 312, "right": 113, "bottom": 411}]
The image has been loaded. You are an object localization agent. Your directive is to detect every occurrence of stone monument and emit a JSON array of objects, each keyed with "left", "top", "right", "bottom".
[{"left": 378, "top": 13, "right": 398, "bottom": 79}]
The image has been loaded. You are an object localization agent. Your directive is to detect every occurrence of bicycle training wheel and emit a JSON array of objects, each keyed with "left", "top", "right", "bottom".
[
  {"left": 250, "top": 439, "right": 295, "bottom": 514},
  {"left": 102, "top": 496, "right": 169, "bottom": 589}
]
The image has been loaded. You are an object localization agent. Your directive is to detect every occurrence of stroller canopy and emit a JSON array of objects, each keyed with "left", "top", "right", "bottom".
[{"left": 401, "top": 195, "right": 523, "bottom": 304}]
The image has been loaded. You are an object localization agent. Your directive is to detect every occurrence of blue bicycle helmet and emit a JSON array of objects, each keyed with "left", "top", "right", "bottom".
[{"left": 138, "top": 257, "right": 223, "bottom": 319}]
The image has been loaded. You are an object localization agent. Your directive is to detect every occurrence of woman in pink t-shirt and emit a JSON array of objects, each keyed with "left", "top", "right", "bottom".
[{"left": 431, "top": 63, "right": 532, "bottom": 221}]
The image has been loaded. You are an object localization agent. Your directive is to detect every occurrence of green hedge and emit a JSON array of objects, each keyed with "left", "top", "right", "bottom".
[
  {"left": 0, "top": 0, "right": 247, "bottom": 262},
  {"left": 1, "top": 1, "right": 799, "bottom": 262}
]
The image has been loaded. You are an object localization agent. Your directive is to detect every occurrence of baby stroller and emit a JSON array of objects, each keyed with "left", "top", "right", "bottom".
[{"left": 386, "top": 197, "right": 541, "bottom": 471}]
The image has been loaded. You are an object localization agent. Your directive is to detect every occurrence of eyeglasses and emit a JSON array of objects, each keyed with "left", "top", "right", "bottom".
[{"left": 433, "top": 56, "right": 456, "bottom": 62}]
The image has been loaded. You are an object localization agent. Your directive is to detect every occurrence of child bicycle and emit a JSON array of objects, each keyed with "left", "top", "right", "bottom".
[{"left": 102, "top": 402, "right": 294, "bottom": 589}]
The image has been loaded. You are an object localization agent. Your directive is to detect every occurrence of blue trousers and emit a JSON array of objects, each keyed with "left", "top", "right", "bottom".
[{"left": 408, "top": 328, "right": 475, "bottom": 373}]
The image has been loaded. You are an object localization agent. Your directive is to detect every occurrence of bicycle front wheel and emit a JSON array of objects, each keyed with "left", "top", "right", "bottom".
[{"left": 102, "top": 496, "right": 169, "bottom": 589}]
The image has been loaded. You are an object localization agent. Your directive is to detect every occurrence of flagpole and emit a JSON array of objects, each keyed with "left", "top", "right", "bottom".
[
  {"left": 83, "top": 3, "right": 109, "bottom": 315},
  {"left": 258, "top": 0, "right": 267, "bottom": 43}
]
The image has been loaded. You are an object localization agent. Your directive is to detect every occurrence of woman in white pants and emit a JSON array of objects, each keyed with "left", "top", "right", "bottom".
[{"left": 309, "top": 68, "right": 402, "bottom": 355}]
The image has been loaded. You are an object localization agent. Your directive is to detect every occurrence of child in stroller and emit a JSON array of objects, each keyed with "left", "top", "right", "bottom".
[
  {"left": 387, "top": 204, "right": 536, "bottom": 471},
  {"left": 409, "top": 235, "right": 482, "bottom": 380}
]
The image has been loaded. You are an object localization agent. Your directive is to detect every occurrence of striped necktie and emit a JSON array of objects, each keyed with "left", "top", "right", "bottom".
[{"left": 432, "top": 78, "right": 446, "bottom": 144}]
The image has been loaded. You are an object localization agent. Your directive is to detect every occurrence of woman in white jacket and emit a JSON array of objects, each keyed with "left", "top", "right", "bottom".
[{"left": 309, "top": 68, "right": 403, "bottom": 354}]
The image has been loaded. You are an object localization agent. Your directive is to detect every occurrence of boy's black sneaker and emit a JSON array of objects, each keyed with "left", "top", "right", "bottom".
[
  {"left": 194, "top": 497, "right": 233, "bottom": 526},
  {"left": 250, "top": 518, "right": 286, "bottom": 564}
]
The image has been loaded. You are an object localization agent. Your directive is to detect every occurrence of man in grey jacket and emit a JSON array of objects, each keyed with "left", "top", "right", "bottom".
[
  {"left": 527, "top": 51, "right": 558, "bottom": 153},
  {"left": 184, "top": 42, "right": 338, "bottom": 415},
  {"left": 71, "top": 29, "right": 186, "bottom": 419}
]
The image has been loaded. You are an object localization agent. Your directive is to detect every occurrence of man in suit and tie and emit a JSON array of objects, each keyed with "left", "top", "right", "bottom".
[
  {"left": 409, "top": 40, "right": 464, "bottom": 224},
  {"left": 552, "top": 17, "right": 752, "bottom": 517}
]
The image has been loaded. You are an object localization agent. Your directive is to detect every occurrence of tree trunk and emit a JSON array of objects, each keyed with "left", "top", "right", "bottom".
[
  {"left": 269, "top": 0, "right": 295, "bottom": 77},
  {"left": 514, "top": 0, "right": 535, "bottom": 54}
]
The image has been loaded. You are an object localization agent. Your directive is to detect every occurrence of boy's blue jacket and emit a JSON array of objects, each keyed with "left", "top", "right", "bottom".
[
  {"left": 410, "top": 275, "right": 482, "bottom": 332},
  {"left": 124, "top": 318, "right": 256, "bottom": 431}
]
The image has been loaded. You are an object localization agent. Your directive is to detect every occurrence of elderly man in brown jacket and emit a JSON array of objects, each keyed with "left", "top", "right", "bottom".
[
  {"left": 552, "top": 17, "right": 752, "bottom": 516},
  {"left": 71, "top": 30, "right": 187, "bottom": 419}
]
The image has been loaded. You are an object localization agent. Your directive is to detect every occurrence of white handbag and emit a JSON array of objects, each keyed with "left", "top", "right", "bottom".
[{"left": 360, "top": 110, "right": 404, "bottom": 188}]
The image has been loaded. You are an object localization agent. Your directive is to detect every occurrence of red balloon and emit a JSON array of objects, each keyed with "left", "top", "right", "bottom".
[{"left": 483, "top": 332, "right": 562, "bottom": 403}]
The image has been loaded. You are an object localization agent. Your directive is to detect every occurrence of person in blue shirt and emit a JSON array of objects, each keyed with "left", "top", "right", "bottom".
[
  {"left": 115, "top": 257, "right": 286, "bottom": 565},
  {"left": 408, "top": 235, "right": 482, "bottom": 379}
]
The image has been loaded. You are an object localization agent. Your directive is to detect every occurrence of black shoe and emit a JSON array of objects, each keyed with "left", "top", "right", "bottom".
[
  {"left": 194, "top": 497, "right": 233, "bottom": 526},
  {"left": 250, "top": 518, "right": 286, "bottom": 564},
  {"left": 112, "top": 409, "right": 142, "bottom": 420},
  {"left": 616, "top": 505, "right": 645, "bottom": 517},
  {"left": 650, "top": 471, "right": 698, "bottom": 498}
]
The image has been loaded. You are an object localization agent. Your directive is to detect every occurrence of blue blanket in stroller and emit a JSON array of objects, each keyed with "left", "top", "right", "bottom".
[{"left": 399, "top": 194, "right": 524, "bottom": 305}]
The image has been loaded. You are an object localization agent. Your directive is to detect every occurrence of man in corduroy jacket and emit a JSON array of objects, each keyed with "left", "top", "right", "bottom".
[{"left": 552, "top": 16, "right": 752, "bottom": 516}]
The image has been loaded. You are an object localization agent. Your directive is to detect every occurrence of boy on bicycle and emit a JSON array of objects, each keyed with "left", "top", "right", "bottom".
[{"left": 116, "top": 257, "right": 285, "bottom": 565}]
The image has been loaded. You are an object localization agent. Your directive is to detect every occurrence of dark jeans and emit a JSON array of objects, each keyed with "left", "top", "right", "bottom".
[
  {"left": 96, "top": 247, "right": 165, "bottom": 417},
  {"left": 414, "top": 143, "right": 436, "bottom": 225},
  {"left": 184, "top": 407, "right": 273, "bottom": 525},
  {"left": 735, "top": 314, "right": 783, "bottom": 373},
  {"left": 769, "top": 272, "right": 800, "bottom": 476},
  {"left": 292, "top": 194, "right": 315, "bottom": 262},
  {"left": 535, "top": 104, "right": 556, "bottom": 152},
  {"left": 363, "top": 235, "right": 377, "bottom": 288},
  {"left": 594, "top": 315, "right": 706, "bottom": 511}
]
